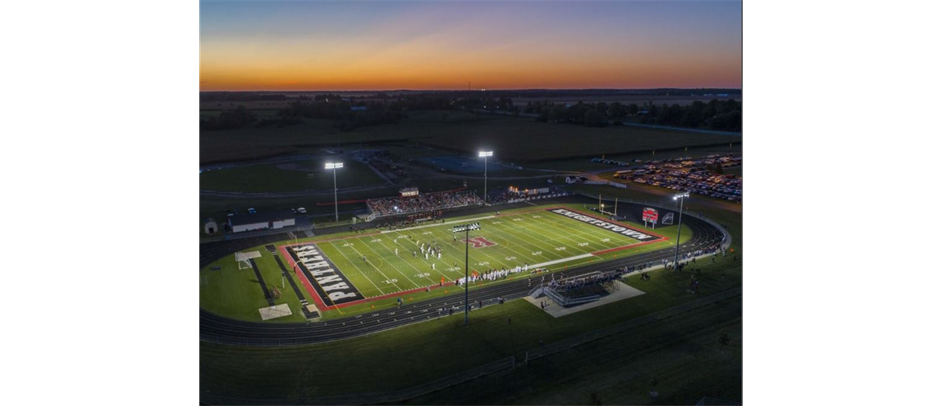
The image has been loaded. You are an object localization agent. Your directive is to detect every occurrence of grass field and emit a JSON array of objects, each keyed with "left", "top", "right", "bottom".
[
  {"left": 200, "top": 108, "right": 283, "bottom": 119},
  {"left": 200, "top": 118, "right": 341, "bottom": 164},
  {"left": 372, "top": 112, "right": 742, "bottom": 162},
  {"left": 301, "top": 207, "right": 664, "bottom": 299},
  {"left": 199, "top": 246, "right": 316, "bottom": 323},
  {"left": 199, "top": 159, "right": 383, "bottom": 193},
  {"left": 200, "top": 248, "right": 742, "bottom": 401},
  {"left": 199, "top": 110, "right": 741, "bottom": 164},
  {"left": 199, "top": 204, "right": 688, "bottom": 322}
]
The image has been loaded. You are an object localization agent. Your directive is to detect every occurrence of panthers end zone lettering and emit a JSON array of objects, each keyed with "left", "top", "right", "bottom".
[
  {"left": 287, "top": 244, "right": 364, "bottom": 305},
  {"left": 549, "top": 208, "right": 657, "bottom": 241}
]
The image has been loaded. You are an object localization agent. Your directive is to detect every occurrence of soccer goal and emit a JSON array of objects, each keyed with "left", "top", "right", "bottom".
[{"left": 235, "top": 251, "right": 262, "bottom": 270}]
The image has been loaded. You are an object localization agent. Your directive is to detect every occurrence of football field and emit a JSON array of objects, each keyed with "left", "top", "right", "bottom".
[{"left": 280, "top": 206, "right": 668, "bottom": 309}]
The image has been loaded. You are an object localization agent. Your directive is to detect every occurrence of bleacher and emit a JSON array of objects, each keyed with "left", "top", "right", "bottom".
[
  {"left": 537, "top": 270, "right": 626, "bottom": 307},
  {"left": 367, "top": 190, "right": 482, "bottom": 218}
]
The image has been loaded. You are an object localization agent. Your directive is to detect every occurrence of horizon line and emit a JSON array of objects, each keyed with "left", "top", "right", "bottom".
[{"left": 199, "top": 87, "right": 743, "bottom": 93}]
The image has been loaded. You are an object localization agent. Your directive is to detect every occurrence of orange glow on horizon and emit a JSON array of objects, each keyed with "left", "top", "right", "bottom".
[{"left": 199, "top": 1, "right": 742, "bottom": 91}]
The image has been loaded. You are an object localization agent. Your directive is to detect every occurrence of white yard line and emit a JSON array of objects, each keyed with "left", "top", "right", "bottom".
[
  {"left": 325, "top": 240, "right": 388, "bottom": 296},
  {"left": 378, "top": 215, "right": 496, "bottom": 234},
  {"left": 345, "top": 243, "right": 411, "bottom": 292},
  {"left": 368, "top": 237, "right": 441, "bottom": 286}
]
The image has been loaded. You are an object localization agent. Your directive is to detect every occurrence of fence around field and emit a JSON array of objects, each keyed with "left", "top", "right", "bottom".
[{"left": 199, "top": 355, "right": 515, "bottom": 405}]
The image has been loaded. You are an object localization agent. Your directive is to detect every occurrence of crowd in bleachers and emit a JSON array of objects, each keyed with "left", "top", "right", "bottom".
[
  {"left": 378, "top": 210, "right": 446, "bottom": 229},
  {"left": 368, "top": 190, "right": 482, "bottom": 217},
  {"left": 486, "top": 187, "right": 565, "bottom": 204}
]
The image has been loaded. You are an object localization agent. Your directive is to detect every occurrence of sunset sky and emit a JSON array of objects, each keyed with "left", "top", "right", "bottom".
[{"left": 200, "top": 0, "right": 742, "bottom": 91}]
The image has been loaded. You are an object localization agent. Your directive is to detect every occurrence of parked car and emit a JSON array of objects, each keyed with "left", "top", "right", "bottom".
[
  {"left": 248, "top": 207, "right": 256, "bottom": 214},
  {"left": 297, "top": 207, "right": 307, "bottom": 214}
]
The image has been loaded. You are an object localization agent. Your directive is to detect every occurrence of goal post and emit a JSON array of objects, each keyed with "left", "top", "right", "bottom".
[{"left": 235, "top": 251, "right": 262, "bottom": 270}]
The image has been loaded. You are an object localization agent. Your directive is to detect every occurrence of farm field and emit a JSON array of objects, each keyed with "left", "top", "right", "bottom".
[
  {"left": 200, "top": 110, "right": 741, "bottom": 164},
  {"left": 199, "top": 159, "right": 383, "bottom": 193}
]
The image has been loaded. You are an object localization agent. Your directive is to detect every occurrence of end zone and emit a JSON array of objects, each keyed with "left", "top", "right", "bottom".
[
  {"left": 280, "top": 243, "right": 365, "bottom": 309},
  {"left": 544, "top": 207, "right": 669, "bottom": 255}
]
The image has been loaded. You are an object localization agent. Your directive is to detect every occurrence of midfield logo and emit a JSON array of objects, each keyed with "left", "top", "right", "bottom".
[{"left": 464, "top": 236, "right": 497, "bottom": 248}]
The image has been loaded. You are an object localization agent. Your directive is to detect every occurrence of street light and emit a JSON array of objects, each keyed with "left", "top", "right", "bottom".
[
  {"left": 325, "top": 162, "right": 343, "bottom": 222},
  {"left": 479, "top": 151, "right": 493, "bottom": 204},
  {"left": 453, "top": 222, "right": 482, "bottom": 326},
  {"left": 672, "top": 191, "right": 690, "bottom": 271}
]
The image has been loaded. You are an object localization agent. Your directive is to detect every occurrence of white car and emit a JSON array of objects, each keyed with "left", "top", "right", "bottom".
[{"left": 297, "top": 207, "right": 307, "bottom": 214}]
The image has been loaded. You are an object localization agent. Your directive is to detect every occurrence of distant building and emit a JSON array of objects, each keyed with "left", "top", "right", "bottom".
[
  {"left": 204, "top": 218, "right": 218, "bottom": 235},
  {"left": 565, "top": 176, "right": 587, "bottom": 184},
  {"left": 228, "top": 210, "right": 296, "bottom": 233}
]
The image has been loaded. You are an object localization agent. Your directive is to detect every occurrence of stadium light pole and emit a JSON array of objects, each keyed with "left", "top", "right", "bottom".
[
  {"left": 672, "top": 191, "right": 690, "bottom": 271},
  {"left": 479, "top": 151, "right": 493, "bottom": 205},
  {"left": 325, "top": 162, "right": 343, "bottom": 222},
  {"left": 453, "top": 222, "right": 481, "bottom": 326}
]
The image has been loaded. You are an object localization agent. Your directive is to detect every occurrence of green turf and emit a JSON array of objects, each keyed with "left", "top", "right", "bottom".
[
  {"left": 318, "top": 208, "right": 653, "bottom": 297},
  {"left": 199, "top": 160, "right": 383, "bottom": 193},
  {"left": 199, "top": 203, "right": 689, "bottom": 322},
  {"left": 199, "top": 248, "right": 316, "bottom": 323}
]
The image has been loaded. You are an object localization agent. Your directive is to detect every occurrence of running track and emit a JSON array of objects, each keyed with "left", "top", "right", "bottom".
[{"left": 199, "top": 196, "right": 729, "bottom": 346}]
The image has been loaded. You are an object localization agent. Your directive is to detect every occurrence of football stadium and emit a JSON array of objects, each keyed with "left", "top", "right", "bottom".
[
  {"left": 200, "top": 193, "right": 729, "bottom": 338},
  {"left": 198, "top": 0, "right": 744, "bottom": 406}
]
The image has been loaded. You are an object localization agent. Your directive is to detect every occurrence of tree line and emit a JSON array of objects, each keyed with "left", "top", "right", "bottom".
[
  {"left": 199, "top": 94, "right": 741, "bottom": 133},
  {"left": 529, "top": 99, "right": 741, "bottom": 132}
]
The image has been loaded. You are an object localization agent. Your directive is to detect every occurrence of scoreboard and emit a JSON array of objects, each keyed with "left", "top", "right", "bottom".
[{"left": 642, "top": 207, "right": 658, "bottom": 223}]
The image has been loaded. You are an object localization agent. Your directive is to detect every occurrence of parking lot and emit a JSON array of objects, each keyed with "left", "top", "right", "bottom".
[{"left": 595, "top": 154, "right": 742, "bottom": 202}]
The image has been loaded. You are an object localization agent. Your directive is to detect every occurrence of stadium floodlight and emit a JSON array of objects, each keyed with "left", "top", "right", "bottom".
[
  {"left": 478, "top": 151, "right": 493, "bottom": 205},
  {"left": 452, "top": 222, "right": 482, "bottom": 326},
  {"left": 671, "top": 191, "right": 691, "bottom": 271},
  {"left": 325, "top": 162, "right": 344, "bottom": 221},
  {"left": 451, "top": 222, "right": 481, "bottom": 233}
]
